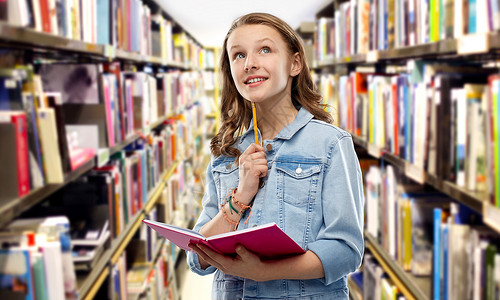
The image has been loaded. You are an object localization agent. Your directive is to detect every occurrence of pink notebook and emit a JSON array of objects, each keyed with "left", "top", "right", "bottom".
[{"left": 142, "top": 220, "right": 305, "bottom": 260}]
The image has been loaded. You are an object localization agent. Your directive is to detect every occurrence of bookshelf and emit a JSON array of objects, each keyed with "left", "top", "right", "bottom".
[
  {"left": 313, "top": 0, "right": 500, "bottom": 299},
  {"left": 0, "top": 1, "right": 214, "bottom": 300},
  {"left": 316, "top": 31, "right": 500, "bottom": 68},
  {"left": 78, "top": 160, "right": 179, "bottom": 300},
  {"left": 365, "top": 233, "right": 430, "bottom": 300}
]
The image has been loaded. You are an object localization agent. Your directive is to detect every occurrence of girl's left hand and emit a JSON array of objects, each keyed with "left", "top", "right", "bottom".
[{"left": 188, "top": 243, "right": 269, "bottom": 281}]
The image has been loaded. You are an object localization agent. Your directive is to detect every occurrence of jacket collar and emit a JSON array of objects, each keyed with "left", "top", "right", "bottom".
[{"left": 240, "top": 106, "right": 313, "bottom": 142}]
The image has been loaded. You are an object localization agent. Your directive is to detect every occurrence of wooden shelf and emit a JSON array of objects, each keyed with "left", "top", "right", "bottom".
[
  {"left": 316, "top": 32, "right": 500, "bottom": 67},
  {"left": 0, "top": 119, "right": 175, "bottom": 228},
  {"left": 365, "top": 233, "right": 430, "bottom": 300},
  {"left": 77, "top": 160, "right": 180, "bottom": 299},
  {"left": 0, "top": 22, "right": 188, "bottom": 68},
  {"left": 351, "top": 136, "right": 489, "bottom": 217},
  {"left": 0, "top": 158, "right": 95, "bottom": 228}
]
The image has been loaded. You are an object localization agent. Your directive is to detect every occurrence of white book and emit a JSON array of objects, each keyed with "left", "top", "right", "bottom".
[
  {"left": 41, "top": 241, "right": 65, "bottom": 300},
  {"left": 64, "top": 0, "right": 73, "bottom": 39},
  {"left": 414, "top": 83, "right": 428, "bottom": 170},
  {"left": 493, "top": 0, "right": 500, "bottom": 30},
  {"left": 476, "top": 0, "right": 489, "bottom": 34},
  {"left": 30, "top": 0, "right": 42, "bottom": 31},
  {"left": 448, "top": 223, "right": 471, "bottom": 300},
  {"left": 454, "top": 0, "right": 464, "bottom": 38},
  {"left": 365, "top": 166, "right": 381, "bottom": 239},
  {"left": 452, "top": 88, "right": 466, "bottom": 187},
  {"left": 7, "top": 0, "right": 29, "bottom": 26},
  {"left": 386, "top": 165, "right": 397, "bottom": 258}
]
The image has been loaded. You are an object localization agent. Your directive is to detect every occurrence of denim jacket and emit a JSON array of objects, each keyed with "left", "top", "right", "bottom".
[{"left": 187, "top": 107, "right": 364, "bottom": 299}]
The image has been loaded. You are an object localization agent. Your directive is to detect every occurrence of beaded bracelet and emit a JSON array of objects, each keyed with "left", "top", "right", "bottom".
[
  {"left": 229, "top": 188, "right": 252, "bottom": 225},
  {"left": 228, "top": 195, "right": 239, "bottom": 215},
  {"left": 220, "top": 202, "right": 239, "bottom": 231},
  {"left": 220, "top": 188, "right": 253, "bottom": 231}
]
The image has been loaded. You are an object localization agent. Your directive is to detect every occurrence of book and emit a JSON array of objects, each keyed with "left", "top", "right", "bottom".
[
  {"left": 0, "top": 249, "right": 35, "bottom": 300},
  {"left": 37, "top": 107, "right": 64, "bottom": 183},
  {"left": 142, "top": 220, "right": 306, "bottom": 260},
  {"left": 0, "top": 111, "right": 30, "bottom": 202}
]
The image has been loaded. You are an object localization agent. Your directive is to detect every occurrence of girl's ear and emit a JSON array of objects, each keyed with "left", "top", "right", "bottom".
[{"left": 290, "top": 52, "right": 302, "bottom": 77}]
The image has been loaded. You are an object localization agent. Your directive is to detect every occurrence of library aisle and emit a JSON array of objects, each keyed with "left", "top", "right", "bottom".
[{"left": 4, "top": 0, "right": 500, "bottom": 299}]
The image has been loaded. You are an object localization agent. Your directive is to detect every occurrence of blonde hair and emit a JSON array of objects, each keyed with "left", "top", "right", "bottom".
[{"left": 210, "top": 12, "right": 332, "bottom": 158}]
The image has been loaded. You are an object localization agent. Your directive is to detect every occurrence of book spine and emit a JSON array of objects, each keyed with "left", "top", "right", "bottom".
[
  {"left": 433, "top": 208, "right": 442, "bottom": 300},
  {"left": 13, "top": 113, "right": 30, "bottom": 197},
  {"left": 469, "top": 0, "right": 477, "bottom": 33},
  {"left": 0, "top": 113, "right": 31, "bottom": 198},
  {"left": 102, "top": 75, "right": 116, "bottom": 147},
  {"left": 37, "top": 108, "right": 64, "bottom": 183},
  {"left": 495, "top": 80, "right": 500, "bottom": 206}
]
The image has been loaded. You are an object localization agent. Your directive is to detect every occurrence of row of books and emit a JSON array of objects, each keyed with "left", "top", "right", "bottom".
[
  {"left": 364, "top": 163, "right": 500, "bottom": 299},
  {"left": 316, "top": 63, "right": 500, "bottom": 207},
  {"left": 315, "top": 0, "right": 500, "bottom": 60},
  {"left": 107, "top": 152, "right": 201, "bottom": 299},
  {"left": 362, "top": 253, "right": 406, "bottom": 300},
  {"left": 0, "top": 137, "right": 195, "bottom": 299},
  {"left": 1, "top": 0, "right": 207, "bottom": 68},
  {"left": 0, "top": 216, "right": 78, "bottom": 300},
  {"left": 108, "top": 191, "right": 176, "bottom": 299},
  {"left": 122, "top": 241, "right": 174, "bottom": 300},
  {"left": 0, "top": 62, "right": 207, "bottom": 204}
]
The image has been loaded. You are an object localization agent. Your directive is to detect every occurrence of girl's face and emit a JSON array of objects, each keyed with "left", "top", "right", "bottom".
[{"left": 226, "top": 24, "right": 301, "bottom": 104}]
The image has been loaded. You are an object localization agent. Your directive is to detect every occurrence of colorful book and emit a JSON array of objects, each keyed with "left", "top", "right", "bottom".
[
  {"left": 0, "top": 249, "right": 35, "bottom": 300},
  {"left": 143, "top": 220, "right": 305, "bottom": 260}
]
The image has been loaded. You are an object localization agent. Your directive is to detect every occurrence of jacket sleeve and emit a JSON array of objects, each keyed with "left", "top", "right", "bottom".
[
  {"left": 306, "top": 134, "right": 365, "bottom": 285},
  {"left": 186, "top": 157, "right": 218, "bottom": 275}
]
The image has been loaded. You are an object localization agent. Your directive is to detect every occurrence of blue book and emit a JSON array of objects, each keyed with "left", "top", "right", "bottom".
[
  {"left": 97, "top": 0, "right": 111, "bottom": 45},
  {"left": 0, "top": 249, "right": 35, "bottom": 300},
  {"left": 433, "top": 208, "right": 442, "bottom": 300},
  {"left": 403, "top": 77, "right": 412, "bottom": 162},
  {"left": 396, "top": 75, "right": 408, "bottom": 160},
  {"left": 130, "top": 0, "right": 140, "bottom": 53},
  {"left": 441, "top": 222, "right": 449, "bottom": 300},
  {"left": 469, "top": 0, "right": 477, "bottom": 34},
  {"left": 22, "top": 93, "right": 45, "bottom": 188}
]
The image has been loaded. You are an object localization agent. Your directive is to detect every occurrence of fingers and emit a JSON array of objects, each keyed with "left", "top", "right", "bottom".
[
  {"left": 189, "top": 243, "right": 225, "bottom": 270},
  {"left": 241, "top": 143, "right": 265, "bottom": 158}
]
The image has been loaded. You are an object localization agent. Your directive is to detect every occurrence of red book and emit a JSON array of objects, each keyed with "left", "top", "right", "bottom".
[
  {"left": 69, "top": 147, "right": 95, "bottom": 170},
  {"left": 39, "top": 0, "right": 51, "bottom": 33},
  {"left": 103, "top": 62, "right": 125, "bottom": 141},
  {"left": 142, "top": 220, "right": 306, "bottom": 260},
  {"left": 0, "top": 112, "right": 30, "bottom": 197}
]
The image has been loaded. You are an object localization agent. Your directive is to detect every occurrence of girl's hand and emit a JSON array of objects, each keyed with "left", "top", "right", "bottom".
[
  {"left": 237, "top": 143, "right": 267, "bottom": 204},
  {"left": 189, "top": 243, "right": 269, "bottom": 282}
]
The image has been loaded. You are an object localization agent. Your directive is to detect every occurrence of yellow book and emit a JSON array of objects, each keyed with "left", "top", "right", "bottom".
[
  {"left": 37, "top": 107, "right": 64, "bottom": 183},
  {"left": 401, "top": 196, "right": 412, "bottom": 271}
]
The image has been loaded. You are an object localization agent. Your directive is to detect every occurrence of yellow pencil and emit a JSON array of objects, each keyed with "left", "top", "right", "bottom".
[{"left": 252, "top": 102, "right": 259, "bottom": 145}]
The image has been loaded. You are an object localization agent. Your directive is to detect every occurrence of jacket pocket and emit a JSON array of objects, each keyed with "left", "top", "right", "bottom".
[
  {"left": 275, "top": 157, "right": 322, "bottom": 206},
  {"left": 212, "top": 158, "right": 239, "bottom": 204}
]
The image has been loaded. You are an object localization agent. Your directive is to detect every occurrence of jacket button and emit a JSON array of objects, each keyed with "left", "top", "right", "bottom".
[
  {"left": 226, "top": 164, "right": 231, "bottom": 169},
  {"left": 266, "top": 144, "right": 272, "bottom": 151},
  {"left": 296, "top": 165, "right": 302, "bottom": 174}
]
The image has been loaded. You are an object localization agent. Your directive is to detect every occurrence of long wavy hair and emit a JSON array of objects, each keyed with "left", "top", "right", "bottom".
[{"left": 210, "top": 13, "right": 333, "bottom": 158}]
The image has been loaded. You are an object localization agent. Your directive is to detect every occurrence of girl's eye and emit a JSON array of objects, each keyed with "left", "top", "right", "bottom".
[
  {"left": 235, "top": 53, "right": 245, "bottom": 59},
  {"left": 261, "top": 47, "right": 270, "bottom": 54}
]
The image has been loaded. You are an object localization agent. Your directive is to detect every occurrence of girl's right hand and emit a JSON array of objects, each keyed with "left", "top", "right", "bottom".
[{"left": 236, "top": 143, "right": 267, "bottom": 205}]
